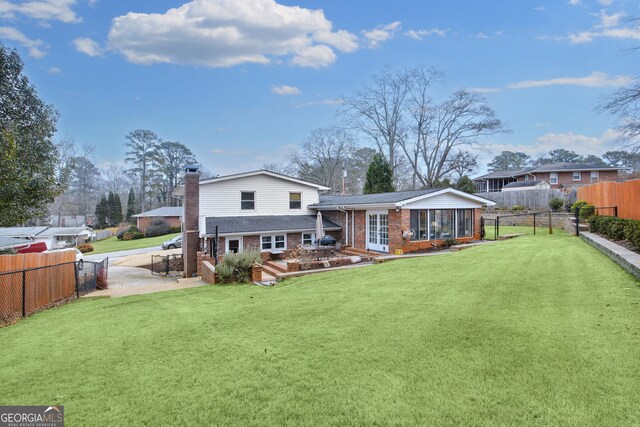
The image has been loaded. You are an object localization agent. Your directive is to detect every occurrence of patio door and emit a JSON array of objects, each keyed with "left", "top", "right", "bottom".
[{"left": 366, "top": 210, "right": 389, "bottom": 253}]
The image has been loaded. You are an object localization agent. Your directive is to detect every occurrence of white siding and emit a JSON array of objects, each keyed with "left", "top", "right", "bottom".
[
  {"left": 199, "top": 174, "right": 320, "bottom": 219},
  {"left": 403, "top": 192, "right": 483, "bottom": 210}
]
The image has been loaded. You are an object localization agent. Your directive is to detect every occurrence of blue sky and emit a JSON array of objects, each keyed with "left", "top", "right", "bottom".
[{"left": 1, "top": 0, "right": 639, "bottom": 175}]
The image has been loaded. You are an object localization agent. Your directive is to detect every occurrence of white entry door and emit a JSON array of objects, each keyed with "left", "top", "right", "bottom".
[{"left": 366, "top": 210, "right": 389, "bottom": 252}]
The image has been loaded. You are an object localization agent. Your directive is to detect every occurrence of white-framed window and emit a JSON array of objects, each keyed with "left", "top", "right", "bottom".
[
  {"left": 289, "top": 192, "right": 302, "bottom": 210},
  {"left": 302, "top": 232, "right": 315, "bottom": 246},
  {"left": 549, "top": 172, "right": 558, "bottom": 185},
  {"left": 572, "top": 171, "right": 582, "bottom": 181},
  {"left": 241, "top": 191, "right": 255, "bottom": 210},
  {"left": 524, "top": 175, "right": 529, "bottom": 181},
  {"left": 591, "top": 170, "right": 599, "bottom": 181},
  {"left": 225, "top": 237, "right": 242, "bottom": 254},
  {"left": 261, "top": 234, "right": 286, "bottom": 251}
]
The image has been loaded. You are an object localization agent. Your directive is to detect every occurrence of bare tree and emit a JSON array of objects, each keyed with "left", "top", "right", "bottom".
[
  {"left": 448, "top": 151, "right": 479, "bottom": 180},
  {"left": 262, "top": 161, "right": 294, "bottom": 176},
  {"left": 101, "top": 163, "right": 130, "bottom": 196},
  {"left": 151, "top": 141, "right": 194, "bottom": 206},
  {"left": 413, "top": 90, "right": 507, "bottom": 187},
  {"left": 291, "top": 127, "right": 356, "bottom": 192},
  {"left": 125, "top": 129, "right": 160, "bottom": 212},
  {"left": 341, "top": 67, "right": 411, "bottom": 178}
]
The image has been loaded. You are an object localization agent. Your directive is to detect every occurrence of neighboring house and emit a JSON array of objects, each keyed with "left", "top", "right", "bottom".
[
  {"left": 474, "top": 163, "right": 622, "bottom": 192},
  {"left": 33, "top": 227, "right": 96, "bottom": 249},
  {"left": 48, "top": 214, "right": 94, "bottom": 227},
  {"left": 311, "top": 189, "right": 494, "bottom": 254},
  {"left": 133, "top": 206, "right": 183, "bottom": 232},
  {"left": 501, "top": 180, "right": 550, "bottom": 192},
  {"left": 197, "top": 170, "right": 338, "bottom": 254},
  {"left": 0, "top": 226, "right": 95, "bottom": 249},
  {"left": 0, "top": 237, "right": 34, "bottom": 250}
]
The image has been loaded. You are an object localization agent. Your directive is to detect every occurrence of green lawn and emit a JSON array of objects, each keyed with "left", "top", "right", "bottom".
[
  {"left": 1, "top": 233, "right": 639, "bottom": 425},
  {"left": 483, "top": 225, "right": 566, "bottom": 240},
  {"left": 89, "top": 233, "right": 180, "bottom": 255}
]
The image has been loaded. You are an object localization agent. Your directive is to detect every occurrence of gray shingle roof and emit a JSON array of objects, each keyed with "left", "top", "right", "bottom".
[
  {"left": 133, "top": 206, "right": 183, "bottom": 217},
  {"left": 475, "top": 163, "right": 620, "bottom": 180},
  {"left": 503, "top": 180, "right": 545, "bottom": 188},
  {"left": 36, "top": 227, "right": 93, "bottom": 237},
  {"left": 205, "top": 215, "right": 341, "bottom": 235},
  {"left": 0, "top": 227, "right": 48, "bottom": 238},
  {"left": 0, "top": 237, "right": 33, "bottom": 249},
  {"left": 473, "top": 170, "right": 524, "bottom": 180},
  {"left": 311, "top": 189, "right": 440, "bottom": 208}
]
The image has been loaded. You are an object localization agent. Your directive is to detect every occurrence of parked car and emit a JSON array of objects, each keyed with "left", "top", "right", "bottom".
[
  {"left": 162, "top": 235, "right": 182, "bottom": 250},
  {"left": 44, "top": 248, "right": 84, "bottom": 270}
]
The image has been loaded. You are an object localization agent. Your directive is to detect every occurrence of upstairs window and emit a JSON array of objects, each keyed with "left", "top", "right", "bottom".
[
  {"left": 591, "top": 171, "right": 599, "bottom": 180},
  {"left": 549, "top": 173, "right": 558, "bottom": 185},
  {"left": 290, "top": 192, "right": 302, "bottom": 210},
  {"left": 572, "top": 171, "right": 582, "bottom": 181},
  {"left": 241, "top": 192, "right": 255, "bottom": 210}
]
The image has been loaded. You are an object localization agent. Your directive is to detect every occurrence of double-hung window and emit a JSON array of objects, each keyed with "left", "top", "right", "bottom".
[
  {"left": 289, "top": 192, "right": 301, "bottom": 210},
  {"left": 261, "top": 235, "right": 286, "bottom": 251},
  {"left": 549, "top": 173, "right": 558, "bottom": 185},
  {"left": 590, "top": 171, "right": 599, "bottom": 181},
  {"left": 302, "top": 233, "right": 315, "bottom": 246},
  {"left": 572, "top": 171, "right": 582, "bottom": 181},
  {"left": 241, "top": 192, "right": 255, "bottom": 210}
]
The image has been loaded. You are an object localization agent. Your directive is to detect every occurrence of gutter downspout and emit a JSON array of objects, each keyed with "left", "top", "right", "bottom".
[{"left": 337, "top": 207, "right": 349, "bottom": 246}]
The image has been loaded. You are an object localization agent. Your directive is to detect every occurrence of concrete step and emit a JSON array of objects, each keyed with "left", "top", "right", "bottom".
[
  {"left": 264, "top": 260, "right": 287, "bottom": 273},
  {"left": 261, "top": 264, "right": 282, "bottom": 278},
  {"left": 341, "top": 246, "right": 371, "bottom": 256}
]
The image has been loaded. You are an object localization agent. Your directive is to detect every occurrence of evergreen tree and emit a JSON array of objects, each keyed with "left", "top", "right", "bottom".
[
  {"left": 363, "top": 153, "right": 395, "bottom": 194},
  {"left": 94, "top": 194, "right": 108, "bottom": 228},
  {"left": 454, "top": 175, "right": 476, "bottom": 193},
  {"left": 107, "top": 192, "right": 116, "bottom": 226},
  {"left": 126, "top": 188, "right": 136, "bottom": 223},
  {"left": 112, "top": 193, "right": 124, "bottom": 225}
]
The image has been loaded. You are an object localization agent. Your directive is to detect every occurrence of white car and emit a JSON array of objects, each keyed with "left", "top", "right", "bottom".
[{"left": 44, "top": 248, "right": 84, "bottom": 270}]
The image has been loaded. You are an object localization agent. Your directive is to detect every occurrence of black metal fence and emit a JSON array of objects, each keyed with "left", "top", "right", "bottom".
[
  {"left": 480, "top": 217, "right": 497, "bottom": 240},
  {"left": 151, "top": 254, "right": 183, "bottom": 276},
  {"left": 77, "top": 258, "right": 109, "bottom": 293},
  {"left": 1, "top": 258, "right": 109, "bottom": 327}
]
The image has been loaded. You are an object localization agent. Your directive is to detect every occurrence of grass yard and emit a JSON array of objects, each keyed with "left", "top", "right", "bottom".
[
  {"left": 1, "top": 233, "right": 639, "bottom": 425},
  {"left": 483, "top": 225, "right": 565, "bottom": 240},
  {"left": 89, "top": 232, "right": 180, "bottom": 255}
]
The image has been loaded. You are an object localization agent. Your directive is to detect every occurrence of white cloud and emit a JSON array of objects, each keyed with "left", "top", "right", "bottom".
[
  {"left": 595, "top": 9, "right": 624, "bottom": 28},
  {"left": 598, "top": 0, "right": 613, "bottom": 5},
  {"left": 0, "top": 26, "right": 46, "bottom": 57},
  {"left": 294, "top": 98, "right": 344, "bottom": 108},
  {"left": 534, "top": 6, "right": 545, "bottom": 11},
  {"left": 210, "top": 148, "right": 224, "bottom": 154},
  {"left": 48, "top": 66, "right": 61, "bottom": 74},
  {"left": 0, "top": 0, "right": 81, "bottom": 23},
  {"left": 73, "top": 37, "right": 102, "bottom": 56},
  {"left": 468, "top": 87, "right": 502, "bottom": 94},
  {"left": 362, "top": 21, "right": 401, "bottom": 48},
  {"left": 271, "top": 85, "right": 300, "bottom": 95},
  {"left": 568, "top": 0, "right": 581, "bottom": 5},
  {"left": 404, "top": 28, "right": 445, "bottom": 40},
  {"left": 506, "top": 72, "right": 632, "bottom": 89},
  {"left": 107, "top": 0, "right": 357, "bottom": 68}
]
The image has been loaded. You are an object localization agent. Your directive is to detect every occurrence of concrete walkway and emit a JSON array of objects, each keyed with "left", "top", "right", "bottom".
[{"left": 83, "top": 265, "right": 208, "bottom": 298}]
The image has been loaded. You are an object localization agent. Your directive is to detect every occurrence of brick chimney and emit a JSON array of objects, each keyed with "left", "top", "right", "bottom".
[{"left": 182, "top": 164, "right": 200, "bottom": 277}]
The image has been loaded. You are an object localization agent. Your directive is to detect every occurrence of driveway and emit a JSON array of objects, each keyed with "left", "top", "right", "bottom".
[{"left": 84, "top": 246, "right": 170, "bottom": 262}]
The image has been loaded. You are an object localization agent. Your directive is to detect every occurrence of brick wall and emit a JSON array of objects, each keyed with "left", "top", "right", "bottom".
[
  {"left": 136, "top": 216, "right": 181, "bottom": 232},
  {"left": 481, "top": 210, "right": 571, "bottom": 229},
  {"left": 183, "top": 171, "right": 200, "bottom": 277},
  {"left": 520, "top": 170, "right": 619, "bottom": 189}
]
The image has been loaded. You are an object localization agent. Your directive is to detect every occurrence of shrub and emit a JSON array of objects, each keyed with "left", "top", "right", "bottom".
[
  {"left": 443, "top": 237, "right": 460, "bottom": 247},
  {"left": 96, "top": 268, "right": 108, "bottom": 290},
  {"left": 549, "top": 197, "right": 564, "bottom": 212},
  {"left": 122, "top": 231, "right": 145, "bottom": 241},
  {"left": 579, "top": 204, "right": 595, "bottom": 219},
  {"left": 571, "top": 200, "right": 589, "bottom": 211},
  {"left": 144, "top": 218, "right": 170, "bottom": 238},
  {"left": 77, "top": 243, "right": 94, "bottom": 253},
  {"left": 169, "top": 226, "right": 181, "bottom": 234},
  {"left": 511, "top": 205, "right": 526, "bottom": 211},
  {"left": 215, "top": 251, "right": 262, "bottom": 283},
  {"left": 0, "top": 248, "right": 16, "bottom": 255},
  {"left": 624, "top": 221, "right": 640, "bottom": 251},
  {"left": 116, "top": 225, "right": 140, "bottom": 240}
]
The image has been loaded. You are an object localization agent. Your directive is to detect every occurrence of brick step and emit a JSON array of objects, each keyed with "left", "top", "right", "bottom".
[
  {"left": 263, "top": 260, "right": 287, "bottom": 273},
  {"left": 341, "top": 246, "right": 372, "bottom": 257},
  {"left": 261, "top": 264, "right": 282, "bottom": 278}
]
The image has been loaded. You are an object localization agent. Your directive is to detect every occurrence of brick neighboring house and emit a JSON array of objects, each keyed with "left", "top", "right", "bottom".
[
  {"left": 133, "top": 206, "right": 183, "bottom": 232},
  {"left": 310, "top": 189, "right": 494, "bottom": 254},
  {"left": 474, "top": 163, "right": 622, "bottom": 193}
]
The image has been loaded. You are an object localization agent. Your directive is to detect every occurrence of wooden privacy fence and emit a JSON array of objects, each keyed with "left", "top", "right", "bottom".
[
  {"left": 577, "top": 179, "right": 640, "bottom": 220},
  {"left": 0, "top": 251, "right": 76, "bottom": 326},
  {"left": 475, "top": 189, "right": 567, "bottom": 210}
]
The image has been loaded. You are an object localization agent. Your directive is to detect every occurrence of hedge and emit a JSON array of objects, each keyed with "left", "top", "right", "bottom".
[{"left": 589, "top": 215, "right": 640, "bottom": 251}]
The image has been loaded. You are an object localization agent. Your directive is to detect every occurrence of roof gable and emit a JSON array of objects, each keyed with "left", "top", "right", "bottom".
[{"left": 199, "top": 170, "right": 330, "bottom": 190}]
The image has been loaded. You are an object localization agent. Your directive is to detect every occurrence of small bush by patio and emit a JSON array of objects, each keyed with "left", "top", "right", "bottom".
[
  {"left": 443, "top": 237, "right": 461, "bottom": 247},
  {"left": 215, "top": 251, "right": 262, "bottom": 283}
]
